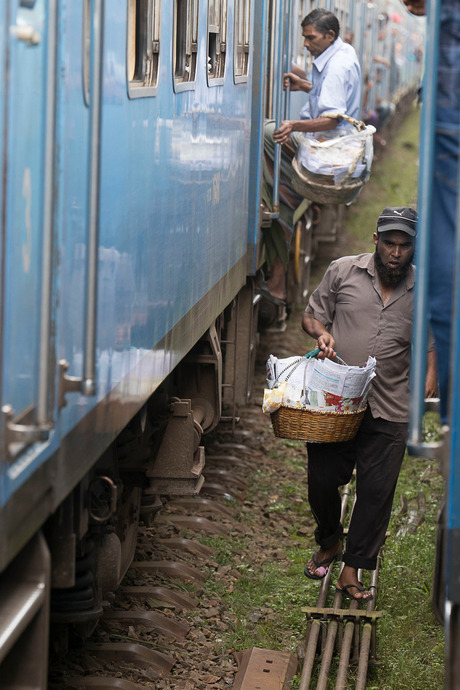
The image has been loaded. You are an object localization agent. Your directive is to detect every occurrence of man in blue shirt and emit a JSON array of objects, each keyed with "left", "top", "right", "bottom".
[
  {"left": 273, "top": 11, "right": 361, "bottom": 144},
  {"left": 262, "top": 9, "right": 361, "bottom": 305}
]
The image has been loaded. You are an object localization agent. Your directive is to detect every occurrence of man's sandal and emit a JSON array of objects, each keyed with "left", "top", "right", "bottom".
[
  {"left": 304, "top": 552, "right": 338, "bottom": 580},
  {"left": 336, "top": 583, "right": 374, "bottom": 602}
]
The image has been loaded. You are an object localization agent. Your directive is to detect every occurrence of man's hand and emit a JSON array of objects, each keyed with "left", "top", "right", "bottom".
[
  {"left": 283, "top": 72, "right": 312, "bottom": 92},
  {"left": 273, "top": 120, "right": 294, "bottom": 145},
  {"left": 425, "top": 350, "right": 438, "bottom": 399},
  {"left": 316, "top": 333, "right": 336, "bottom": 360},
  {"left": 302, "top": 312, "right": 336, "bottom": 359},
  {"left": 401, "top": 0, "right": 425, "bottom": 17}
]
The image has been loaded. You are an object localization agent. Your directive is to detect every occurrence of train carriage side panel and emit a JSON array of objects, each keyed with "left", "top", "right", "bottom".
[
  {"left": 0, "top": 0, "right": 61, "bottom": 568},
  {"left": 1, "top": 0, "right": 257, "bottom": 570}
]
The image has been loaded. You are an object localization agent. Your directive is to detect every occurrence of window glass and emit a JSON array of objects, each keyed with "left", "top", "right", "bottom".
[
  {"left": 208, "top": 0, "right": 227, "bottom": 83},
  {"left": 174, "top": 0, "right": 199, "bottom": 90},
  {"left": 234, "top": 0, "right": 250, "bottom": 82},
  {"left": 127, "top": 0, "right": 161, "bottom": 97}
]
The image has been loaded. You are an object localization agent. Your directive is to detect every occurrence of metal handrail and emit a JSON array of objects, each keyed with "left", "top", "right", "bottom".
[
  {"left": 82, "top": 0, "right": 105, "bottom": 396},
  {"left": 271, "top": 0, "right": 286, "bottom": 215},
  {"left": 407, "top": 0, "right": 440, "bottom": 456},
  {"left": 37, "top": 0, "right": 58, "bottom": 427}
]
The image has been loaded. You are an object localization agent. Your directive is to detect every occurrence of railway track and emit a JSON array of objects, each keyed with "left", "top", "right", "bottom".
[{"left": 47, "top": 299, "right": 429, "bottom": 689}]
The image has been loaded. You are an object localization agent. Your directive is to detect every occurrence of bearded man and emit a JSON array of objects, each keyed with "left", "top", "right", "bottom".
[{"left": 300, "top": 207, "right": 438, "bottom": 601}]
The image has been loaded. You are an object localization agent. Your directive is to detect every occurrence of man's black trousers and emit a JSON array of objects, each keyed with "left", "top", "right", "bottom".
[{"left": 306, "top": 407, "right": 408, "bottom": 571}]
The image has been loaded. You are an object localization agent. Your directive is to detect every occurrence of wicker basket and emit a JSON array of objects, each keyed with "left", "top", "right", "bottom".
[
  {"left": 270, "top": 404, "right": 367, "bottom": 443},
  {"left": 291, "top": 156, "right": 365, "bottom": 206},
  {"left": 290, "top": 112, "right": 372, "bottom": 205}
]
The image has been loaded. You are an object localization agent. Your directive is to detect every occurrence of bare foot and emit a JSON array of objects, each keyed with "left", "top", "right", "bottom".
[
  {"left": 305, "top": 540, "right": 341, "bottom": 579},
  {"left": 336, "top": 565, "right": 373, "bottom": 601}
]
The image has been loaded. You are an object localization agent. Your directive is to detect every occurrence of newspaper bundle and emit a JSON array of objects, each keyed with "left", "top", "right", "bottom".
[{"left": 263, "top": 354, "right": 376, "bottom": 414}]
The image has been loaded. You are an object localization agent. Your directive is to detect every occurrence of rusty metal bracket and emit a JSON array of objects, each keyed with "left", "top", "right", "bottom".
[
  {"left": 129, "top": 559, "right": 206, "bottom": 584},
  {"left": 168, "top": 496, "right": 234, "bottom": 519},
  {"left": 156, "top": 513, "right": 230, "bottom": 535},
  {"left": 119, "top": 585, "right": 197, "bottom": 610},
  {"left": 301, "top": 606, "right": 382, "bottom": 622},
  {"left": 156, "top": 537, "right": 216, "bottom": 559},
  {"left": 66, "top": 676, "right": 146, "bottom": 689},
  {"left": 233, "top": 647, "right": 298, "bottom": 690},
  {"left": 102, "top": 609, "right": 189, "bottom": 639},
  {"left": 84, "top": 642, "right": 175, "bottom": 674}
]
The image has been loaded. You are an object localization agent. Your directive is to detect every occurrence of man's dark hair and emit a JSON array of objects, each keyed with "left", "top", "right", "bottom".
[{"left": 301, "top": 9, "right": 340, "bottom": 40}]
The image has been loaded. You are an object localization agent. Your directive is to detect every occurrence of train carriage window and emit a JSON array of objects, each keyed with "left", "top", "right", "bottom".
[
  {"left": 174, "top": 0, "right": 199, "bottom": 92},
  {"left": 127, "top": 0, "right": 161, "bottom": 98},
  {"left": 207, "top": 0, "right": 227, "bottom": 85},
  {"left": 234, "top": 0, "right": 250, "bottom": 83}
]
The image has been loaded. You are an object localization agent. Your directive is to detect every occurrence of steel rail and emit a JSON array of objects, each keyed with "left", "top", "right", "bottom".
[
  {"left": 298, "top": 481, "right": 353, "bottom": 690},
  {"left": 334, "top": 588, "right": 360, "bottom": 690},
  {"left": 356, "top": 562, "right": 380, "bottom": 689}
]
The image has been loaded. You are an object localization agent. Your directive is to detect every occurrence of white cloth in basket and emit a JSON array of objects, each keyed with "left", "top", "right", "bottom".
[{"left": 296, "top": 123, "right": 376, "bottom": 184}]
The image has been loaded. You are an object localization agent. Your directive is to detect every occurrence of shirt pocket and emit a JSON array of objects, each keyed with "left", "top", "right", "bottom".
[{"left": 384, "top": 309, "right": 412, "bottom": 349}]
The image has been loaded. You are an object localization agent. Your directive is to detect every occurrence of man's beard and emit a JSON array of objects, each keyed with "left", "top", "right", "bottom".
[{"left": 374, "top": 249, "right": 412, "bottom": 287}]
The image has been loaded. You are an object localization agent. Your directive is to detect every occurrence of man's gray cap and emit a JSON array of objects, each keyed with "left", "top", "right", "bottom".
[{"left": 377, "top": 207, "right": 417, "bottom": 237}]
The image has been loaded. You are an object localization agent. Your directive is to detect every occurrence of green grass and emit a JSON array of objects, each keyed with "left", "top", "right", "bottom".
[{"left": 344, "top": 105, "right": 422, "bottom": 256}]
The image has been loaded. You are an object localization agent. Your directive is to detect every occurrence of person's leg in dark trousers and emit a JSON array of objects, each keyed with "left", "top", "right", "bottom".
[
  {"left": 306, "top": 437, "right": 357, "bottom": 549},
  {"left": 343, "top": 410, "right": 408, "bottom": 571}
]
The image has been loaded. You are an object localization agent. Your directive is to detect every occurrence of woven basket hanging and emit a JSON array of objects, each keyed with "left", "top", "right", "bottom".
[
  {"left": 270, "top": 404, "right": 366, "bottom": 443},
  {"left": 290, "top": 112, "right": 372, "bottom": 206},
  {"left": 269, "top": 349, "right": 367, "bottom": 443}
]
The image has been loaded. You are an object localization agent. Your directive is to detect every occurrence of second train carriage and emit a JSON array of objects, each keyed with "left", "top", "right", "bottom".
[{"left": 0, "top": 1, "right": 424, "bottom": 687}]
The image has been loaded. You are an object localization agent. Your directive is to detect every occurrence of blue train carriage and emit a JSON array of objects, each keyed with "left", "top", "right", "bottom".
[{"left": 0, "top": 0, "right": 267, "bottom": 685}]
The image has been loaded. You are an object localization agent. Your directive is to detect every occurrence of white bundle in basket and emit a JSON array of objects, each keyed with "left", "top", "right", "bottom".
[
  {"left": 296, "top": 119, "right": 376, "bottom": 185},
  {"left": 263, "top": 353, "right": 376, "bottom": 414}
]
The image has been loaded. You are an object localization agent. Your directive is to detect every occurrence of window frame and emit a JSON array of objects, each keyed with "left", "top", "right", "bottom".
[
  {"left": 207, "top": 0, "right": 227, "bottom": 86},
  {"left": 173, "top": 0, "right": 199, "bottom": 93},
  {"left": 126, "top": 0, "right": 162, "bottom": 100},
  {"left": 233, "top": 0, "right": 250, "bottom": 83}
]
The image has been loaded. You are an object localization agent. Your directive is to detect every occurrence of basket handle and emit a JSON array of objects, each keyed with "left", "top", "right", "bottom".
[
  {"left": 272, "top": 348, "right": 348, "bottom": 387},
  {"left": 321, "top": 110, "right": 367, "bottom": 132}
]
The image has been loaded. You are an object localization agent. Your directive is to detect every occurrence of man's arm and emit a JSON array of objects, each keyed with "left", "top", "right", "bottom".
[
  {"left": 302, "top": 312, "right": 337, "bottom": 360},
  {"left": 283, "top": 71, "right": 312, "bottom": 93},
  {"left": 425, "top": 349, "right": 438, "bottom": 399},
  {"left": 274, "top": 116, "right": 338, "bottom": 145}
]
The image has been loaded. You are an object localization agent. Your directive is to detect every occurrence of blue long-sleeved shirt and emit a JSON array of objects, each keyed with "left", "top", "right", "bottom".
[{"left": 299, "top": 37, "right": 361, "bottom": 126}]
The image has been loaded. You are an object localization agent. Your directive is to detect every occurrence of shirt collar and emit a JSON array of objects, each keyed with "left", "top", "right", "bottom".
[{"left": 313, "top": 36, "right": 344, "bottom": 73}]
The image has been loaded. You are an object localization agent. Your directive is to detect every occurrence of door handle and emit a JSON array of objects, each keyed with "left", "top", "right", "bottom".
[
  {"left": 61, "top": 0, "right": 105, "bottom": 405},
  {"left": 11, "top": 25, "right": 41, "bottom": 46}
]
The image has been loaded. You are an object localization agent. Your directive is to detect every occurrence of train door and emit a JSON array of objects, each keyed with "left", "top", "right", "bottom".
[
  {"left": 259, "top": 0, "right": 314, "bottom": 317},
  {"left": 0, "top": 2, "right": 57, "bottom": 687},
  {"left": 0, "top": 3, "right": 58, "bottom": 488}
]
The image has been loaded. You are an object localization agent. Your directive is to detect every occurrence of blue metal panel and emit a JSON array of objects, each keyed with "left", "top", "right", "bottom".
[
  {"left": 0, "top": 0, "right": 60, "bottom": 509},
  {"left": 55, "top": 0, "right": 252, "bottom": 433},
  {"left": 1, "top": 0, "right": 255, "bottom": 519},
  {"left": 2, "top": 0, "right": 46, "bottom": 414}
]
